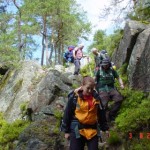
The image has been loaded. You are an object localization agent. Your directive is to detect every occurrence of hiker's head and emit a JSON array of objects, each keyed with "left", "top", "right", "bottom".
[
  {"left": 101, "top": 49, "right": 107, "bottom": 54},
  {"left": 101, "top": 58, "right": 111, "bottom": 70},
  {"left": 68, "top": 45, "right": 75, "bottom": 51},
  {"left": 82, "top": 76, "right": 95, "bottom": 96},
  {"left": 78, "top": 43, "right": 84, "bottom": 49},
  {"left": 91, "top": 48, "right": 98, "bottom": 55}
]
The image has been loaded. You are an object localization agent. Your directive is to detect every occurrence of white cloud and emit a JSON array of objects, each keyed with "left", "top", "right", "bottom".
[
  {"left": 76, "top": 0, "right": 114, "bottom": 49},
  {"left": 77, "top": 0, "right": 113, "bottom": 34}
]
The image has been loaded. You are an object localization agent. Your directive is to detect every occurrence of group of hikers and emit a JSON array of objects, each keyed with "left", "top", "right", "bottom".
[{"left": 62, "top": 44, "right": 124, "bottom": 150}]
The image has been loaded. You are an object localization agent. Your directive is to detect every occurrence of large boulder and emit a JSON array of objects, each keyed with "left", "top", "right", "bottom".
[
  {"left": 112, "top": 20, "right": 150, "bottom": 92},
  {"left": 28, "top": 70, "right": 71, "bottom": 113},
  {"left": 112, "top": 20, "right": 149, "bottom": 68},
  {"left": 0, "top": 61, "right": 44, "bottom": 122},
  {"left": 128, "top": 28, "right": 150, "bottom": 91},
  {"left": 15, "top": 117, "right": 66, "bottom": 150},
  {"left": 0, "top": 61, "right": 77, "bottom": 122}
]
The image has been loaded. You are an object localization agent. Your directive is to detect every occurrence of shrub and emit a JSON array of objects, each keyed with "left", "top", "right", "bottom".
[{"left": 0, "top": 113, "right": 30, "bottom": 149}]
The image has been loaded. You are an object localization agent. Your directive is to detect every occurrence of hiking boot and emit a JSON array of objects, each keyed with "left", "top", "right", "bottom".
[{"left": 73, "top": 72, "right": 78, "bottom": 75}]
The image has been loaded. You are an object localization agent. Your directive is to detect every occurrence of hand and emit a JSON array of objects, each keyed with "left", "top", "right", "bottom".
[
  {"left": 68, "top": 58, "right": 72, "bottom": 62},
  {"left": 120, "top": 84, "right": 124, "bottom": 89},
  {"left": 105, "top": 130, "right": 110, "bottom": 137},
  {"left": 74, "top": 86, "right": 83, "bottom": 93},
  {"left": 65, "top": 133, "right": 70, "bottom": 140}
]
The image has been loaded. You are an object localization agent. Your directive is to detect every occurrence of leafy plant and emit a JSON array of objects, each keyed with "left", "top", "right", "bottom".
[
  {"left": 0, "top": 113, "right": 30, "bottom": 149},
  {"left": 107, "top": 131, "right": 122, "bottom": 146},
  {"left": 115, "top": 89, "right": 150, "bottom": 133}
]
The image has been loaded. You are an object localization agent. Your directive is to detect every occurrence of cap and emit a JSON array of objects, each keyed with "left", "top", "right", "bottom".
[
  {"left": 68, "top": 45, "right": 75, "bottom": 51},
  {"left": 101, "top": 50, "right": 107, "bottom": 54},
  {"left": 101, "top": 59, "right": 110, "bottom": 66}
]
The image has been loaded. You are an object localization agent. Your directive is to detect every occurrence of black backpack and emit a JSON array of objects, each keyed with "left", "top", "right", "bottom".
[{"left": 63, "top": 46, "right": 75, "bottom": 63}]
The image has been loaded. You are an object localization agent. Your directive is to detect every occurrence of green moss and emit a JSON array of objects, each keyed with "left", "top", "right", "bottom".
[
  {"left": 114, "top": 88, "right": 150, "bottom": 134},
  {"left": 80, "top": 62, "right": 95, "bottom": 77},
  {"left": 72, "top": 83, "right": 79, "bottom": 89},
  {"left": 0, "top": 70, "right": 14, "bottom": 91},
  {"left": 125, "top": 138, "right": 150, "bottom": 150},
  {"left": 0, "top": 74, "right": 4, "bottom": 81},
  {"left": 20, "top": 101, "right": 30, "bottom": 120},
  {"left": 108, "top": 131, "right": 122, "bottom": 146},
  {"left": 53, "top": 110, "right": 63, "bottom": 134},
  {"left": 118, "top": 63, "right": 128, "bottom": 75},
  {"left": 13, "top": 79, "right": 23, "bottom": 93},
  {"left": 0, "top": 113, "right": 30, "bottom": 149}
]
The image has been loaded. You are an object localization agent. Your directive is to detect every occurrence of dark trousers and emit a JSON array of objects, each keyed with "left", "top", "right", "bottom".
[
  {"left": 99, "top": 89, "right": 123, "bottom": 120},
  {"left": 69, "top": 132, "right": 98, "bottom": 150},
  {"left": 74, "top": 59, "right": 80, "bottom": 75}
]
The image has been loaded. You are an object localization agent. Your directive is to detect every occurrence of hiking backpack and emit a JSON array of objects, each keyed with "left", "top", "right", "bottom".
[
  {"left": 63, "top": 45, "right": 75, "bottom": 63},
  {"left": 99, "top": 50, "right": 110, "bottom": 64}
]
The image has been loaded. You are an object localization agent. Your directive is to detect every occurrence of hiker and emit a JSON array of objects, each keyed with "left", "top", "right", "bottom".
[
  {"left": 99, "top": 50, "right": 116, "bottom": 70},
  {"left": 61, "top": 76, "right": 109, "bottom": 150},
  {"left": 73, "top": 43, "right": 84, "bottom": 75},
  {"left": 63, "top": 45, "right": 75, "bottom": 66},
  {"left": 99, "top": 50, "right": 110, "bottom": 65},
  {"left": 95, "top": 58, "right": 124, "bottom": 122},
  {"left": 91, "top": 48, "right": 101, "bottom": 71}
]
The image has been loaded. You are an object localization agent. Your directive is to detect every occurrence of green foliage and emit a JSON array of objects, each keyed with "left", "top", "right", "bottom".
[
  {"left": 115, "top": 89, "right": 150, "bottom": 133},
  {"left": 108, "top": 131, "right": 122, "bottom": 145},
  {"left": 128, "top": 2, "right": 150, "bottom": 22},
  {"left": 72, "top": 83, "right": 80, "bottom": 89},
  {"left": 0, "top": 70, "right": 14, "bottom": 91},
  {"left": 0, "top": 113, "right": 30, "bottom": 149},
  {"left": 88, "top": 29, "right": 123, "bottom": 57},
  {"left": 13, "top": 79, "right": 23, "bottom": 93},
  {"left": 105, "top": 29, "right": 123, "bottom": 56},
  {"left": 53, "top": 110, "right": 63, "bottom": 134},
  {"left": 80, "top": 61, "right": 95, "bottom": 77},
  {"left": 20, "top": 101, "right": 30, "bottom": 120},
  {"left": 0, "top": 74, "right": 3, "bottom": 81},
  {"left": 126, "top": 138, "right": 150, "bottom": 150},
  {"left": 118, "top": 63, "right": 128, "bottom": 75}
]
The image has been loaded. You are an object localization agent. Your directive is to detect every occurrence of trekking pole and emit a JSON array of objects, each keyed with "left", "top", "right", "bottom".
[{"left": 87, "top": 56, "right": 93, "bottom": 76}]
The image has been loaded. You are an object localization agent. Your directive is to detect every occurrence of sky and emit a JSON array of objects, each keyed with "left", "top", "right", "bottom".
[
  {"left": 77, "top": 0, "right": 114, "bottom": 34},
  {"left": 76, "top": 0, "right": 115, "bottom": 50}
]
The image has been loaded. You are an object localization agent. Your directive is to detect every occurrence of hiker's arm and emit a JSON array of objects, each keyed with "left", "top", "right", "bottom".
[
  {"left": 73, "top": 47, "right": 78, "bottom": 58},
  {"left": 94, "top": 69, "right": 99, "bottom": 84},
  {"left": 113, "top": 70, "right": 124, "bottom": 89},
  {"left": 118, "top": 77, "right": 124, "bottom": 89}
]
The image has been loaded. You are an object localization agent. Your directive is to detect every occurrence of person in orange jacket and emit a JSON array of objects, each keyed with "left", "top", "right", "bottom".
[{"left": 61, "top": 76, "right": 109, "bottom": 150}]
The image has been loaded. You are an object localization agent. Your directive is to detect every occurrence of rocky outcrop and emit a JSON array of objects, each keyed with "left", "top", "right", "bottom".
[
  {"left": 15, "top": 117, "right": 65, "bottom": 150},
  {"left": 28, "top": 70, "right": 71, "bottom": 113},
  {"left": 0, "top": 61, "right": 44, "bottom": 122},
  {"left": 112, "top": 20, "right": 150, "bottom": 92},
  {"left": 128, "top": 30, "right": 150, "bottom": 91},
  {"left": 0, "top": 60, "right": 83, "bottom": 150},
  {"left": 0, "top": 60, "right": 83, "bottom": 122},
  {"left": 112, "top": 21, "right": 149, "bottom": 68}
]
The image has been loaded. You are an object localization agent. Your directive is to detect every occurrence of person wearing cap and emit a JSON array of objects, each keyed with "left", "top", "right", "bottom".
[
  {"left": 99, "top": 50, "right": 110, "bottom": 65},
  {"left": 95, "top": 58, "right": 124, "bottom": 122},
  {"left": 73, "top": 43, "right": 84, "bottom": 75}
]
